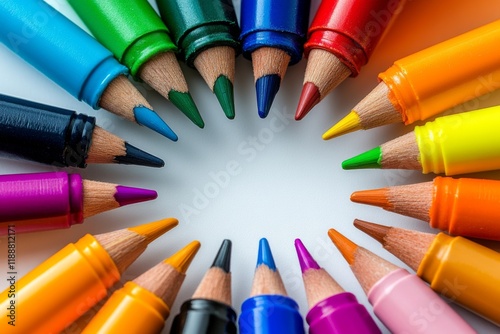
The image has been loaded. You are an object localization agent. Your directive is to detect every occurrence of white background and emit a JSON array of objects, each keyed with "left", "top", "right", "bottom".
[{"left": 1, "top": 0, "right": 500, "bottom": 333}]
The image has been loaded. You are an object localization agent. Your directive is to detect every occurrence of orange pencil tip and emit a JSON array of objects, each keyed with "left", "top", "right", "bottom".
[
  {"left": 328, "top": 229, "right": 358, "bottom": 265},
  {"left": 164, "top": 240, "right": 201, "bottom": 274},
  {"left": 350, "top": 188, "right": 391, "bottom": 210},
  {"left": 128, "top": 218, "right": 178, "bottom": 244},
  {"left": 353, "top": 219, "right": 391, "bottom": 245}
]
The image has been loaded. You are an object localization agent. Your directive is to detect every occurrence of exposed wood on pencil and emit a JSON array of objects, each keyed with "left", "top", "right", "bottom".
[
  {"left": 380, "top": 131, "right": 421, "bottom": 169},
  {"left": 252, "top": 47, "right": 290, "bottom": 82},
  {"left": 250, "top": 265, "right": 287, "bottom": 297},
  {"left": 192, "top": 267, "right": 232, "bottom": 305},
  {"left": 194, "top": 46, "right": 236, "bottom": 91},
  {"left": 82, "top": 180, "right": 120, "bottom": 218},
  {"left": 304, "top": 49, "right": 351, "bottom": 98},
  {"left": 302, "top": 268, "right": 344, "bottom": 309},
  {"left": 355, "top": 82, "right": 402, "bottom": 129},
  {"left": 86, "top": 127, "right": 128, "bottom": 164}
]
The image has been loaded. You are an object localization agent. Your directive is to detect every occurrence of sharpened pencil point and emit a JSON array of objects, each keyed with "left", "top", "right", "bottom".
[
  {"left": 353, "top": 219, "right": 391, "bottom": 245},
  {"left": 257, "top": 238, "right": 276, "bottom": 270},
  {"left": 328, "top": 229, "right": 358, "bottom": 265},
  {"left": 164, "top": 240, "right": 201, "bottom": 274},
  {"left": 256, "top": 74, "right": 280, "bottom": 118},
  {"left": 295, "top": 82, "right": 320, "bottom": 120},
  {"left": 350, "top": 188, "right": 391, "bottom": 210},
  {"left": 212, "top": 239, "right": 232, "bottom": 273},
  {"left": 128, "top": 218, "right": 178, "bottom": 244},
  {"left": 294, "top": 239, "right": 320, "bottom": 273},
  {"left": 115, "top": 143, "right": 164, "bottom": 168},
  {"left": 323, "top": 111, "right": 363, "bottom": 140},
  {"left": 213, "top": 75, "right": 235, "bottom": 119},
  {"left": 168, "top": 91, "right": 205, "bottom": 128},
  {"left": 342, "top": 146, "right": 382, "bottom": 170},
  {"left": 133, "top": 106, "right": 178, "bottom": 141},
  {"left": 114, "top": 186, "right": 157, "bottom": 207}
]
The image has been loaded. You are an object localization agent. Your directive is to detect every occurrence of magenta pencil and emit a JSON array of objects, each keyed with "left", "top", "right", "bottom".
[{"left": 0, "top": 172, "right": 157, "bottom": 234}]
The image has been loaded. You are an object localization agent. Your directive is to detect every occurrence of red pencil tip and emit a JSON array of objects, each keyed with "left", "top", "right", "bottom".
[{"left": 295, "top": 82, "right": 320, "bottom": 120}]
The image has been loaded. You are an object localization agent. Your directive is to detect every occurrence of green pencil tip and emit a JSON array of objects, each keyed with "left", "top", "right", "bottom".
[
  {"left": 342, "top": 146, "right": 382, "bottom": 170},
  {"left": 213, "top": 75, "right": 235, "bottom": 119},
  {"left": 168, "top": 91, "right": 205, "bottom": 128}
]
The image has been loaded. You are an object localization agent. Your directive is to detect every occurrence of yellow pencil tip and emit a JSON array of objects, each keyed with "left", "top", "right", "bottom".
[
  {"left": 164, "top": 240, "right": 201, "bottom": 274},
  {"left": 322, "top": 111, "right": 362, "bottom": 140},
  {"left": 128, "top": 218, "right": 178, "bottom": 244},
  {"left": 327, "top": 229, "right": 358, "bottom": 265}
]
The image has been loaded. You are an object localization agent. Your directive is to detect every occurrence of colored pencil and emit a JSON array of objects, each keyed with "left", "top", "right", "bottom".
[
  {"left": 67, "top": 0, "right": 204, "bottom": 128},
  {"left": 0, "top": 94, "right": 164, "bottom": 168},
  {"left": 81, "top": 241, "right": 200, "bottom": 334},
  {"left": 239, "top": 238, "right": 305, "bottom": 333},
  {"left": 351, "top": 176, "right": 500, "bottom": 241},
  {"left": 294, "top": 239, "right": 381, "bottom": 334},
  {"left": 156, "top": 0, "right": 240, "bottom": 119},
  {"left": 342, "top": 106, "right": 500, "bottom": 175},
  {"left": 170, "top": 239, "right": 237, "bottom": 334},
  {"left": 295, "top": 0, "right": 404, "bottom": 120},
  {"left": 0, "top": 218, "right": 178, "bottom": 333},
  {"left": 323, "top": 20, "right": 500, "bottom": 139},
  {"left": 328, "top": 228, "right": 475, "bottom": 333},
  {"left": 0, "top": 0, "right": 176, "bottom": 140},
  {"left": 240, "top": 0, "right": 310, "bottom": 118},
  {"left": 0, "top": 171, "right": 157, "bottom": 235},
  {"left": 354, "top": 219, "right": 500, "bottom": 325}
]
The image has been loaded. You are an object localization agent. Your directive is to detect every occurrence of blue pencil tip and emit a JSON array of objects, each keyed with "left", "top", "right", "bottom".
[
  {"left": 256, "top": 74, "right": 281, "bottom": 119},
  {"left": 133, "top": 106, "right": 178, "bottom": 141},
  {"left": 257, "top": 238, "right": 276, "bottom": 271}
]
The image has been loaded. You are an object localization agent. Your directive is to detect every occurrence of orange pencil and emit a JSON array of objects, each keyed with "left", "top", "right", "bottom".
[
  {"left": 351, "top": 176, "right": 500, "bottom": 241},
  {"left": 355, "top": 219, "right": 500, "bottom": 325},
  {"left": 323, "top": 19, "right": 500, "bottom": 140},
  {"left": 0, "top": 218, "right": 178, "bottom": 333}
]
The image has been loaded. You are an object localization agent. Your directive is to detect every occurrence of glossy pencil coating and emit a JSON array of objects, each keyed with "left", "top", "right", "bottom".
[
  {"left": 81, "top": 241, "right": 200, "bottom": 334},
  {"left": 0, "top": 219, "right": 178, "bottom": 333}
]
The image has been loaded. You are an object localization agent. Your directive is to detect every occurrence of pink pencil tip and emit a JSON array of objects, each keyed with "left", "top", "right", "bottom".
[
  {"left": 294, "top": 239, "right": 320, "bottom": 273},
  {"left": 114, "top": 186, "right": 158, "bottom": 207}
]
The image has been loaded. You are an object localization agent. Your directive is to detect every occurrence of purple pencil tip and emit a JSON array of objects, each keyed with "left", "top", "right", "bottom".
[
  {"left": 294, "top": 239, "right": 320, "bottom": 273},
  {"left": 114, "top": 186, "right": 158, "bottom": 207}
]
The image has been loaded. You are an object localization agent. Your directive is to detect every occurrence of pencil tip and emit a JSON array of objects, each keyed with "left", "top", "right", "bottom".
[
  {"left": 255, "top": 74, "right": 281, "bottom": 118},
  {"left": 342, "top": 146, "right": 382, "bottom": 170},
  {"left": 116, "top": 143, "right": 164, "bottom": 168},
  {"left": 213, "top": 75, "right": 235, "bottom": 119},
  {"left": 295, "top": 82, "right": 320, "bottom": 120},
  {"left": 164, "top": 240, "right": 201, "bottom": 274},
  {"left": 323, "top": 111, "right": 363, "bottom": 140},
  {"left": 350, "top": 188, "right": 390, "bottom": 209},
  {"left": 133, "top": 106, "right": 178, "bottom": 141},
  {"left": 294, "top": 239, "right": 320, "bottom": 273},
  {"left": 114, "top": 186, "right": 157, "bottom": 206},
  {"left": 256, "top": 238, "right": 277, "bottom": 270},
  {"left": 353, "top": 219, "right": 390, "bottom": 245},
  {"left": 128, "top": 217, "right": 178, "bottom": 244},
  {"left": 328, "top": 229, "right": 358, "bottom": 265},
  {"left": 168, "top": 91, "right": 205, "bottom": 128},
  {"left": 211, "top": 239, "right": 232, "bottom": 273}
]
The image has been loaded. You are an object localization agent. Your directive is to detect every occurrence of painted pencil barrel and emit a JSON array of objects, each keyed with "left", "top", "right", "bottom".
[
  {"left": 239, "top": 0, "right": 310, "bottom": 65},
  {"left": 380, "top": 20, "right": 500, "bottom": 124},
  {"left": 305, "top": 0, "right": 404, "bottom": 76},
  {"left": 306, "top": 292, "right": 381, "bottom": 334},
  {"left": 170, "top": 299, "right": 237, "bottom": 334},
  {"left": 368, "top": 269, "right": 475, "bottom": 333},
  {"left": 0, "top": 94, "right": 95, "bottom": 167},
  {"left": 418, "top": 233, "right": 500, "bottom": 325},
  {"left": 156, "top": 0, "right": 240, "bottom": 67},
  {"left": 432, "top": 177, "right": 500, "bottom": 240},
  {"left": 67, "top": 0, "right": 176, "bottom": 78},
  {"left": 0, "top": 235, "right": 120, "bottom": 333},
  {"left": 0, "top": 172, "right": 83, "bottom": 235},
  {"left": 239, "top": 295, "right": 305, "bottom": 334},
  {"left": 0, "top": 0, "right": 127, "bottom": 108},
  {"left": 415, "top": 106, "right": 500, "bottom": 175},
  {"left": 82, "top": 282, "right": 169, "bottom": 334}
]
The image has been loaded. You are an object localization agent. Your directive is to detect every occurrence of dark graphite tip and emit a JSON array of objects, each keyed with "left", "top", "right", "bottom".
[
  {"left": 115, "top": 142, "right": 165, "bottom": 168},
  {"left": 211, "top": 239, "right": 232, "bottom": 273},
  {"left": 256, "top": 74, "right": 281, "bottom": 119}
]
